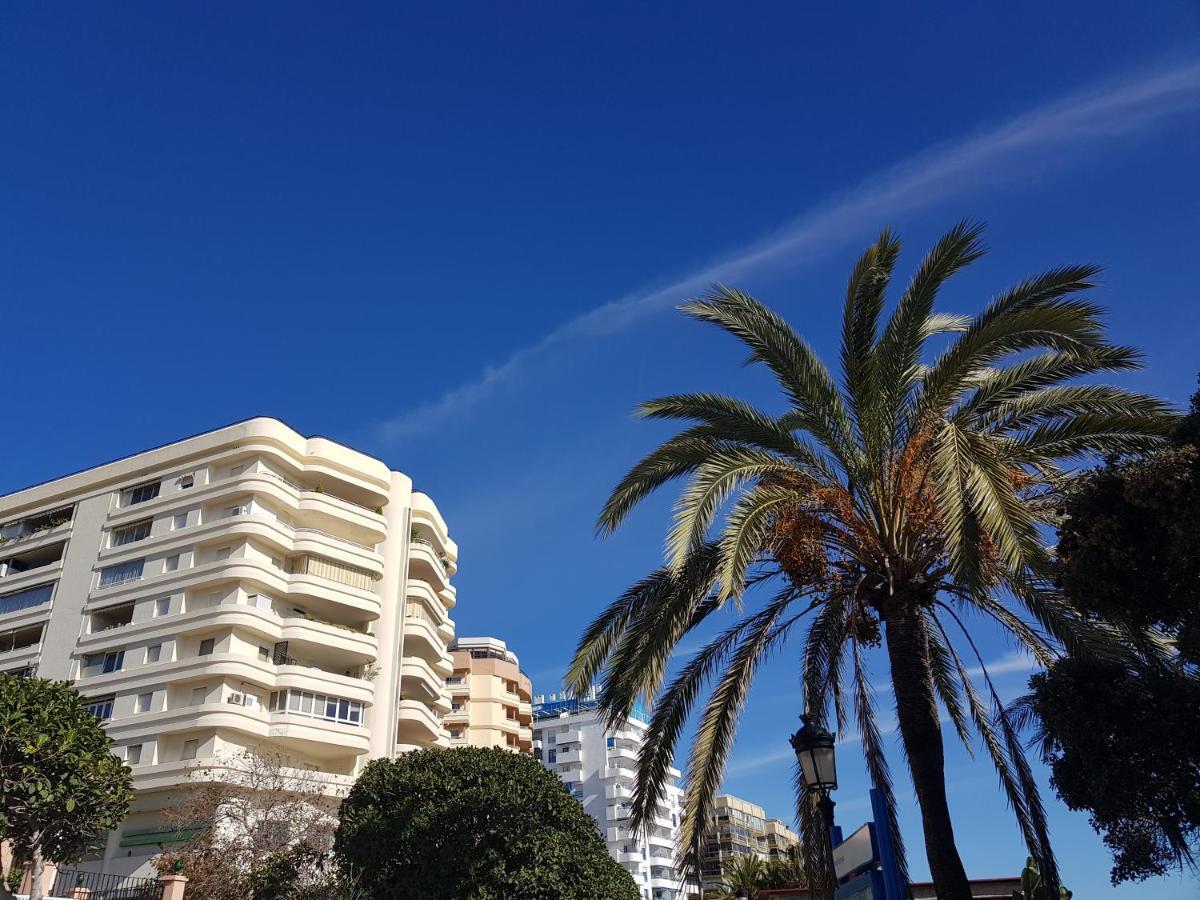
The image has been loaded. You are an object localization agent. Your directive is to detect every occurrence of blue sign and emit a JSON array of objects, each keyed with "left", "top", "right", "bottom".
[{"left": 836, "top": 868, "right": 885, "bottom": 900}]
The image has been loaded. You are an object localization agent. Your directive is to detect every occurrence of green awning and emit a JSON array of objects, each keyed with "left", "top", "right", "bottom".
[{"left": 119, "top": 825, "right": 207, "bottom": 847}]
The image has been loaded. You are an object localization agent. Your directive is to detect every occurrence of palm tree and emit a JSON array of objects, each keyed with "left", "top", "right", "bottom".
[
  {"left": 717, "top": 853, "right": 767, "bottom": 899},
  {"left": 568, "top": 223, "right": 1175, "bottom": 900}
]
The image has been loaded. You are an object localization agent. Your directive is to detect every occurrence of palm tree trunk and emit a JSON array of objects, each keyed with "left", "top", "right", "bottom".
[{"left": 883, "top": 602, "right": 972, "bottom": 900}]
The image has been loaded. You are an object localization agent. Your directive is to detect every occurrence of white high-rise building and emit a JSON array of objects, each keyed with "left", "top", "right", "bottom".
[
  {"left": 0, "top": 418, "right": 458, "bottom": 874},
  {"left": 532, "top": 690, "right": 698, "bottom": 900}
]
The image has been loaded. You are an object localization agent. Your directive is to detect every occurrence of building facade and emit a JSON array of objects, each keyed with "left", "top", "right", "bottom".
[
  {"left": 532, "top": 690, "right": 698, "bottom": 900},
  {"left": 700, "top": 794, "right": 798, "bottom": 892},
  {"left": 0, "top": 418, "right": 458, "bottom": 874},
  {"left": 446, "top": 636, "right": 532, "bottom": 753}
]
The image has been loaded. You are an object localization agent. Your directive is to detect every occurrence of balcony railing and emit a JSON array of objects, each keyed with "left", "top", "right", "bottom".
[
  {"left": 410, "top": 538, "right": 450, "bottom": 578},
  {"left": 260, "top": 472, "right": 381, "bottom": 514}
]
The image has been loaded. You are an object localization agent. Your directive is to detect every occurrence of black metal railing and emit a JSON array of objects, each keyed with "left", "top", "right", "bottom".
[{"left": 50, "top": 869, "right": 164, "bottom": 900}]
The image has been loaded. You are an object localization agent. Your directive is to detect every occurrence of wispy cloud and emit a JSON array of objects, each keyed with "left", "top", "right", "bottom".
[{"left": 374, "top": 58, "right": 1200, "bottom": 444}]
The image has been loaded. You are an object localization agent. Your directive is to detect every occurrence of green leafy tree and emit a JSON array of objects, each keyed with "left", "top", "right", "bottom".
[
  {"left": 0, "top": 676, "right": 134, "bottom": 900},
  {"left": 334, "top": 747, "right": 639, "bottom": 899},
  {"left": 568, "top": 223, "right": 1174, "bottom": 900},
  {"left": 1014, "top": 385, "right": 1200, "bottom": 883}
]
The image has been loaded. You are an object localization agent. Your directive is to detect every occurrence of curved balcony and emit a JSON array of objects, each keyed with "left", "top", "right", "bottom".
[
  {"left": 275, "top": 664, "right": 374, "bottom": 705},
  {"left": 83, "top": 606, "right": 377, "bottom": 664},
  {"left": 406, "top": 580, "right": 450, "bottom": 624},
  {"left": 130, "top": 755, "right": 357, "bottom": 795},
  {"left": 397, "top": 699, "right": 444, "bottom": 746},
  {"left": 408, "top": 541, "right": 451, "bottom": 591},
  {"left": 401, "top": 657, "right": 445, "bottom": 704},
  {"left": 268, "top": 711, "right": 372, "bottom": 755},
  {"left": 403, "top": 615, "right": 447, "bottom": 664},
  {"left": 88, "top": 557, "right": 382, "bottom": 623}
]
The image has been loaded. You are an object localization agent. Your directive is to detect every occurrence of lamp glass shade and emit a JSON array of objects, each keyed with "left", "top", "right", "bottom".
[{"left": 790, "top": 716, "right": 838, "bottom": 791}]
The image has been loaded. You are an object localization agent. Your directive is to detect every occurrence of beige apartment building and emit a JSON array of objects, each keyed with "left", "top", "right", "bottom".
[
  {"left": 446, "top": 636, "right": 532, "bottom": 753},
  {"left": 0, "top": 418, "right": 458, "bottom": 874},
  {"left": 700, "top": 794, "right": 799, "bottom": 892}
]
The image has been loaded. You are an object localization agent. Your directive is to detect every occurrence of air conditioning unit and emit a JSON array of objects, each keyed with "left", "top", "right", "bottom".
[{"left": 227, "top": 692, "right": 245, "bottom": 705}]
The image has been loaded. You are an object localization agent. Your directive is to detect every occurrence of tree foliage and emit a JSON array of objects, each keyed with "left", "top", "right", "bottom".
[
  {"left": 154, "top": 747, "right": 345, "bottom": 900},
  {"left": 1017, "top": 385, "right": 1200, "bottom": 883},
  {"left": 0, "top": 676, "right": 133, "bottom": 900},
  {"left": 334, "top": 747, "right": 640, "bottom": 900},
  {"left": 567, "top": 223, "right": 1174, "bottom": 899}
]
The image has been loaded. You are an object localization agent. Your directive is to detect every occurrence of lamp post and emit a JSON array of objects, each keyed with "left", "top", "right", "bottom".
[{"left": 790, "top": 714, "right": 838, "bottom": 890}]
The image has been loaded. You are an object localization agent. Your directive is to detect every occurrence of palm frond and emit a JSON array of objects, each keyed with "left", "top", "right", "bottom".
[
  {"left": 676, "top": 600, "right": 804, "bottom": 867},
  {"left": 682, "top": 286, "right": 861, "bottom": 474},
  {"left": 840, "top": 229, "right": 900, "bottom": 458},
  {"left": 666, "top": 446, "right": 797, "bottom": 571}
]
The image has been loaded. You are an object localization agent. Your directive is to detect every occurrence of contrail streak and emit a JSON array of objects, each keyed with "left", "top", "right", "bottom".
[{"left": 376, "top": 59, "right": 1200, "bottom": 443}]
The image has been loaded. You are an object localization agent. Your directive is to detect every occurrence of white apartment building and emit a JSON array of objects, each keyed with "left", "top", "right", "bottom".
[
  {"left": 532, "top": 691, "right": 698, "bottom": 900},
  {"left": 0, "top": 418, "right": 458, "bottom": 874}
]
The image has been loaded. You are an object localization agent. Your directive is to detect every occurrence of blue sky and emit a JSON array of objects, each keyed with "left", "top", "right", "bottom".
[{"left": 3, "top": 4, "right": 1199, "bottom": 896}]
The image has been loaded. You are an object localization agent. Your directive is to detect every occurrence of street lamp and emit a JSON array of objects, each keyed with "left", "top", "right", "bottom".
[{"left": 790, "top": 714, "right": 838, "bottom": 886}]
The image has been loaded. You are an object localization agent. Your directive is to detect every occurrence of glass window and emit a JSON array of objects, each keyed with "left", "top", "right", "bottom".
[
  {"left": 198, "top": 638, "right": 215, "bottom": 656},
  {"left": 125, "top": 482, "right": 161, "bottom": 506},
  {"left": 0, "top": 583, "right": 53, "bottom": 615},
  {"left": 99, "top": 559, "right": 144, "bottom": 587},
  {"left": 164, "top": 555, "right": 180, "bottom": 572},
  {"left": 84, "top": 696, "right": 114, "bottom": 720},
  {"left": 137, "top": 692, "right": 153, "bottom": 713},
  {"left": 257, "top": 646, "right": 270, "bottom": 662},
  {"left": 191, "top": 687, "right": 207, "bottom": 705},
  {"left": 146, "top": 644, "right": 161, "bottom": 664},
  {"left": 181, "top": 739, "right": 199, "bottom": 760},
  {"left": 153, "top": 597, "right": 170, "bottom": 618},
  {"left": 172, "top": 513, "right": 188, "bottom": 530},
  {"left": 111, "top": 519, "right": 152, "bottom": 547},
  {"left": 126, "top": 744, "right": 142, "bottom": 766},
  {"left": 101, "top": 650, "right": 124, "bottom": 674},
  {"left": 216, "top": 547, "right": 232, "bottom": 561}
]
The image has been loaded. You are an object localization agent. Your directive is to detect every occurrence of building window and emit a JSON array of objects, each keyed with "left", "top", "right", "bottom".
[
  {"left": 216, "top": 547, "right": 232, "bottom": 561},
  {"left": 146, "top": 644, "right": 161, "bottom": 664},
  {"left": 137, "top": 692, "right": 153, "bottom": 713},
  {"left": 172, "top": 513, "right": 188, "bottom": 531},
  {"left": 99, "top": 559, "right": 144, "bottom": 587},
  {"left": 223, "top": 506, "right": 244, "bottom": 519},
  {"left": 230, "top": 465, "right": 245, "bottom": 477},
  {"left": 547, "top": 749, "right": 557, "bottom": 763},
  {"left": 179, "top": 474, "right": 195, "bottom": 490},
  {"left": 153, "top": 597, "right": 171, "bottom": 618},
  {"left": 181, "top": 739, "right": 199, "bottom": 760},
  {"left": 126, "top": 744, "right": 142, "bottom": 766},
  {"left": 111, "top": 519, "right": 152, "bottom": 547},
  {"left": 258, "top": 646, "right": 270, "bottom": 662},
  {"left": 198, "top": 638, "right": 215, "bottom": 656},
  {"left": 164, "top": 554, "right": 180, "bottom": 573},
  {"left": 191, "top": 687, "right": 207, "bottom": 705},
  {"left": 607, "top": 737, "right": 615, "bottom": 749},
  {"left": 268, "top": 689, "right": 363, "bottom": 725},
  {"left": 97, "top": 650, "right": 125, "bottom": 674},
  {"left": 84, "top": 696, "right": 114, "bottom": 721},
  {"left": 0, "top": 583, "right": 54, "bottom": 616},
  {"left": 123, "top": 481, "right": 161, "bottom": 506}
]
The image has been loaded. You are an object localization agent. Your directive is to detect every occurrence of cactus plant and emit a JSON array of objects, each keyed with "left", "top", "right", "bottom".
[{"left": 1012, "top": 858, "right": 1072, "bottom": 899}]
